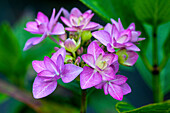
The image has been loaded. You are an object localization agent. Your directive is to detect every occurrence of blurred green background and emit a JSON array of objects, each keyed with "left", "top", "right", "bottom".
[{"left": 0, "top": 0, "right": 169, "bottom": 113}]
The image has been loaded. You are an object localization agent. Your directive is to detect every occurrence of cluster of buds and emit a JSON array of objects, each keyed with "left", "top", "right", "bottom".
[{"left": 24, "top": 7, "right": 145, "bottom": 100}]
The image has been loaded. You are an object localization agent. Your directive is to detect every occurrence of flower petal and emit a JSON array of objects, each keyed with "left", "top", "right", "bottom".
[
  {"left": 38, "top": 70, "right": 56, "bottom": 77},
  {"left": 65, "top": 27, "right": 78, "bottom": 32},
  {"left": 51, "top": 48, "right": 66, "bottom": 62},
  {"left": 92, "top": 30, "right": 111, "bottom": 46},
  {"left": 60, "top": 16, "right": 72, "bottom": 27},
  {"left": 106, "top": 43, "right": 115, "bottom": 52},
  {"left": 33, "top": 76, "right": 57, "bottom": 99},
  {"left": 83, "top": 22, "right": 100, "bottom": 31},
  {"left": 70, "top": 7, "right": 82, "bottom": 17},
  {"left": 120, "top": 83, "right": 131, "bottom": 95},
  {"left": 56, "top": 55, "right": 64, "bottom": 74},
  {"left": 80, "top": 66, "right": 102, "bottom": 89},
  {"left": 128, "top": 23, "right": 135, "bottom": 30},
  {"left": 87, "top": 41, "right": 104, "bottom": 61},
  {"left": 126, "top": 44, "right": 140, "bottom": 51},
  {"left": 103, "top": 83, "right": 109, "bottom": 95},
  {"left": 61, "top": 64, "right": 83, "bottom": 83},
  {"left": 37, "top": 12, "right": 49, "bottom": 23},
  {"left": 123, "top": 51, "right": 139, "bottom": 66},
  {"left": 110, "top": 61, "right": 119, "bottom": 74},
  {"left": 82, "top": 54, "right": 95, "bottom": 68},
  {"left": 63, "top": 8, "right": 70, "bottom": 19},
  {"left": 117, "top": 29, "right": 131, "bottom": 43},
  {"left": 110, "top": 75, "right": 127, "bottom": 85},
  {"left": 64, "top": 38, "right": 77, "bottom": 52},
  {"left": 50, "top": 22, "right": 65, "bottom": 35},
  {"left": 32, "top": 61, "right": 46, "bottom": 73},
  {"left": 108, "top": 83, "right": 123, "bottom": 100},
  {"left": 48, "top": 8, "right": 55, "bottom": 30},
  {"left": 95, "top": 82, "right": 105, "bottom": 89},
  {"left": 44, "top": 56, "right": 59, "bottom": 74},
  {"left": 100, "top": 67, "right": 115, "bottom": 81},
  {"left": 102, "top": 54, "right": 117, "bottom": 65},
  {"left": 24, "top": 22, "right": 40, "bottom": 34}
]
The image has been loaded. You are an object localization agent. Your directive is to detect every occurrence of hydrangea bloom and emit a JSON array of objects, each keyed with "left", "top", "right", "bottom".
[
  {"left": 92, "top": 18, "right": 145, "bottom": 52},
  {"left": 61, "top": 7, "right": 101, "bottom": 32},
  {"left": 80, "top": 41, "right": 118, "bottom": 89},
  {"left": 24, "top": 8, "right": 65, "bottom": 50},
  {"left": 32, "top": 48, "right": 83, "bottom": 98},
  {"left": 95, "top": 75, "right": 131, "bottom": 100}
]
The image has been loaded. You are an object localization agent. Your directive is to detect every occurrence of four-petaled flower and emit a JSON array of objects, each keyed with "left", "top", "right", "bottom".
[
  {"left": 61, "top": 7, "right": 102, "bottom": 32},
  {"left": 32, "top": 48, "right": 83, "bottom": 98},
  {"left": 80, "top": 41, "right": 118, "bottom": 89},
  {"left": 95, "top": 75, "right": 131, "bottom": 101},
  {"left": 24, "top": 8, "right": 65, "bottom": 50}
]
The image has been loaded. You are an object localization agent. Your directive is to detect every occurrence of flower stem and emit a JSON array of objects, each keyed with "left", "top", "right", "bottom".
[
  {"left": 80, "top": 89, "right": 87, "bottom": 113},
  {"left": 152, "top": 25, "right": 163, "bottom": 103}
]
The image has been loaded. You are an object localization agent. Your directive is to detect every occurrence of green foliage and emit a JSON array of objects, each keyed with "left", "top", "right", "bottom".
[
  {"left": 0, "top": 93, "right": 9, "bottom": 104},
  {"left": 116, "top": 100, "right": 170, "bottom": 113}
]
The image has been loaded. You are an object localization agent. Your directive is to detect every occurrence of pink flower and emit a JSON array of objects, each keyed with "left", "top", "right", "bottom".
[
  {"left": 24, "top": 8, "right": 65, "bottom": 51},
  {"left": 92, "top": 18, "right": 145, "bottom": 52},
  {"left": 61, "top": 7, "right": 102, "bottom": 32},
  {"left": 95, "top": 75, "right": 131, "bottom": 101},
  {"left": 32, "top": 48, "right": 83, "bottom": 99},
  {"left": 80, "top": 41, "right": 118, "bottom": 89}
]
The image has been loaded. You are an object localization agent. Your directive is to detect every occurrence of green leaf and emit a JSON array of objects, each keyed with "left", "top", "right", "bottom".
[
  {"left": 0, "top": 22, "right": 20, "bottom": 76},
  {"left": 115, "top": 102, "right": 135, "bottom": 113},
  {"left": 134, "top": 0, "right": 170, "bottom": 25},
  {"left": 116, "top": 100, "right": 170, "bottom": 113},
  {"left": 0, "top": 93, "right": 9, "bottom": 104}
]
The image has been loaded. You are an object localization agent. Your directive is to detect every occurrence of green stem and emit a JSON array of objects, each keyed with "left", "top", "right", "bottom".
[
  {"left": 152, "top": 25, "right": 163, "bottom": 103},
  {"left": 80, "top": 89, "right": 87, "bottom": 113}
]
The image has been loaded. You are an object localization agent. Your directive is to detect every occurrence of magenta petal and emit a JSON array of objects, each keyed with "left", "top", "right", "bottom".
[
  {"left": 25, "top": 22, "right": 40, "bottom": 34},
  {"left": 65, "top": 27, "right": 77, "bottom": 32},
  {"left": 128, "top": 23, "right": 135, "bottom": 30},
  {"left": 124, "top": 51, "right": 139, "bottom": 66},
  {"left": 38, "top": 70, "right": 56, "bottom": 77},
  {"left": 126, "top": 44, "right": 140, "bottom": 51},
  {"left": 51, "top": 48, "right": 66, "bottom": 62},
  {"left": 37, "top": 12, "right": 49, "bottom": 23},
  {"left": 103, "top": 83, "right": 109, "bottom": 95},
  {"left": 120, "top": 83, "right": 131, "bottom": 95},
  {"left": 48, "top": 8, "right": 55, "bottom": 30},
  {"left": 51, "top": 22, "right": 65, "bottom": 35},
  {"left": 54, "top": 7, "right": 63, "bottom": 23},
  {"left": 138, "top": 38, "right": 145, "bottom": 41},
  {"left": 70, "top": 7, "right": 82, "bottom": 17},
  {"left": 33, "top": 76, "right": 57, "bottom": 99},
  {"left": 56, "top": 55, "right": 64, "bottom": 74},
  {"left": 104, "top": 23, "right": 112, "bottom": 35},
  {"left": 44, "top": 56, "right": 59, "bottom": 74},
  {"left": 32, "top": 33, "right": 47, "bottom": 45},
  {"left": 100, "top": 67, "right": 115, "bottom": 81},
  {"left": 102, "top": 54, "right": 117, "bottom": 65},
  {"left": 63, "top": 8, "right": 70, "bottom": 19},
  {"left": 61, "top": 64, "right": 83, "bottom": 83},
  {"left": 60, "top": 16, "right": 72, "bottom": 27},
  {"left": 87, "top": 41, "right": 104, "bottom": 61},
  {"left": 92, "top": 30, "right": 111, "bottom": 46},
  {"left": 32, "top": 61, "right": 46, "bottom": 73},
  {"left": 107, "top": 43, "right": 115, "bottom": 52},
  {"left": 82, "top": 54, "right": 95, "bottom": 68},
  {"left": 130, "top": 31, "right": 138, "bottom": 42},
  {"left": 117, "top": 29, "right": 131, "bottom": 43},
  {"left": 108, "top": 83, "right": 123, "bottom": 100},
  {"left": 111, "top": 75, "right": 127, "bottom": 85},
  {"left": 83, "top": 22, "right": 99, "bottom": 30},
  {"left": 23, "top": 37, "right": 41, "bottom": 51},
  {"left": 80, "top": 66, "right": 102, "bottom": 89},
  {"left": 95, "top": 82, "right": 105, "bottom": 89},
  {"left": 110, "top": 61, "right": 119, "bottom": 74}
]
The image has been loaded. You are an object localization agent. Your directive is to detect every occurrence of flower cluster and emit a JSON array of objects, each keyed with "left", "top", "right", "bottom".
[{"left": 24, "top": 7, "right": 145, "bottom": 100}]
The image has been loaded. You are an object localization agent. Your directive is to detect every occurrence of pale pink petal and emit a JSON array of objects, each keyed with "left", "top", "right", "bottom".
[
  {"left": 61, "top": 64, "right": 83, "bottom": 83},
  {"left": 80, "top": 66, "right": 102, "bottom": 89},
  {"left": 82, "top": 54, "right": 95, "bottom": 68},
  {"left": 51, "top": 48, "right": 66, "bottom": 62},
  {"left": 117, "top": 29, "right": 131, "bottom": 43},
  {"left": 33, "top": 76, "right": 57, "bottom": 99},
  {"left": 83, "top": 22, "right": 99, "bottom": 30},
  {"left": 130, "top": 31, "right": 138, "bottom": 42},
  {"left": 50, "top": 22, "right": 65, "bottom": 35},
  {"left": 123, "top": 51, "right": 139, "bottom": 66},
  {"left": 87, "top": 41, "right": 104, "bottom": 61},
  {"left": 44, "top": 56, "right": 59, "bottom": 74},
  {"left": 120, "top": 83, "right": 131, "bottom": 95},
  {"left": 60, "top": 16, "right": 72, "bottom": 27},
  {"left": 110, "top": 75, "right": 127, "bottom": 85},
  {"left": 103, "top": 83, "right": 109, "bottom": 95},
  {"left": 63, "top": 8, "right": 70, "bottom": 19},
  {"left": 70, "top": 7, "right": 82, "bottom": 17},
  {"left": 104, "top": 23, "right": 112, "bottom": 35},
  {"left": 126, "top": 44, "right": 140, "bottom": 51},
  {"left": 32, "top": 61, "right": 46, "bottom": 73},
  {"left": 108, "top": 83, "right": 123, "bottom": 100},
  {"left": 102, "top": 54, "right": 117, "bottom": 65},
  {"left": 38, "top": 70, "right": 56, "bottom": 77},
  {"left": 56, "top": 55, "right": 64, "bottom": 74},
  {"left": 100, "top": 67, "right": 115, "bottom": 81},
  {"left": 24, "top": 22, "right": 41, "bottom": 34},
  {"left": 92, "top": 30, "right": 111, "bottom": 46},
  {"left": 37, "top": 12, "right": 49, "bottom": 23}
]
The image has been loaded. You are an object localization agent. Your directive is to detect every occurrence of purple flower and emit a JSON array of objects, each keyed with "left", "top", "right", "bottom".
[
  {"left": 95, "top": 75, "right": 131, "bottom": 101},
  {"left": 24, "top": 8, "right": 65, "bottom": 51},
  {"left": 80, "top": 41, "right": 118, "bottom": 89},
  {"left": 61, "top": 7, "right": 102, "bottom": 32},
  {"left": 32, "top": 48, "right": 83, "bottom": 99},
  {"left": 92, "top": 18, "right": 145, "bottom": 52}
]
